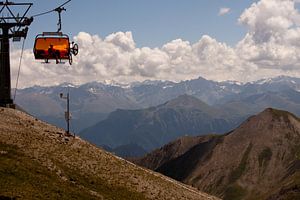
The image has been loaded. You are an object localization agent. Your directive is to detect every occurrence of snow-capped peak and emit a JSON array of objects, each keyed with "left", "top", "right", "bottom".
[
  {"left": 103, "top": 80, "right": 131, "bottom": 88},
  {"left": 59, "top": 82, "right": 78, "bottom": 88},
  {"left": 221, "top": 80, "right": 244, "bottom": 86}
]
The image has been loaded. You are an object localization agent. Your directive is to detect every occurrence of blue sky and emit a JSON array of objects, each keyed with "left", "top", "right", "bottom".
[
  {"left": 23, "top": 0, "right": 256, "bottom": 48},
  {"left": 7, "top": 0, "right": 300, "bottom": 87}
]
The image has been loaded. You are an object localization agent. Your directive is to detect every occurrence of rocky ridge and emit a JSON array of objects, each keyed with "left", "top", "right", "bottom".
[{"left": 135, "top": 108, "right": 300, "bottom": 200}]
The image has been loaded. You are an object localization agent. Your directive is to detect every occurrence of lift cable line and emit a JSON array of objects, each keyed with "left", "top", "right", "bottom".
[
  {"left": 13, "top": 37, "right": 25, "bottom": 101},
  {"left": 31, "top": 0, "right": 72, "bottom": 32},
  {"left": 31, "top": 0, "right": 71, "bottom": 18}
]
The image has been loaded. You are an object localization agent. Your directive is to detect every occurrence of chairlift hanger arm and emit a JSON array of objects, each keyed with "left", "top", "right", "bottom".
[{"left": 55, "top": 7, "right": 66, "bottom": 32}]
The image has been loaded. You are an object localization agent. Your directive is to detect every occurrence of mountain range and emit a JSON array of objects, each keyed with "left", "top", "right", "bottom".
[
  {"left": 16, "top": 76, "right": 300, "bottom": 132},
  {"left": 134, "top": 108, "right": 300, "bottom": 200},
  {"left": 15, "top": 75, "right": 300, "bottom": 156}
]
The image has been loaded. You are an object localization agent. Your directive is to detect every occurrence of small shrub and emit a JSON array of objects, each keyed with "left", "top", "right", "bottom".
[
  {"left": 258, "top": 147, "right": 272, "bottom": 169},
  {"left": 223, "top": 184, "right": 247, "bottom": 200},
  {"left": 229, "top": 143, "right": 252, "bottom": 183}
]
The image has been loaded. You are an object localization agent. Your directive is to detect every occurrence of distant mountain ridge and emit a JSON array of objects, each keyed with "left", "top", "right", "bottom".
[
  {"left": 15, "top": 75, "right": 300, "bottom": 156},
  {"left": 80, "top": 95, "right": 244, "bottom": 152},
  {"left": 134, "top": 108, "right": 300, "bottom": 200}
]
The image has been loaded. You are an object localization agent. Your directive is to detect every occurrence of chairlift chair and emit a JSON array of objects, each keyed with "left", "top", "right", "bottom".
[
  {"left": 33, "top": 32, "right": 78, "bottom": 65},
  {"left": 32, "top": 2, "right": 78, "bottom": 65}
]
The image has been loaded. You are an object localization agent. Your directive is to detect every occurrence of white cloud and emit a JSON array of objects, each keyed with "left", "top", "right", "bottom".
[
  {"left": 9, "top": 0, "right": 300, "bottom": 88},
  {"left": 237, "top": 0, "right": 300, "bottom": 69},
  {"left": 218, "top": 7, "right": 231, "bottom": 16},
  {"left": 11, "top": 32, "right": 253, "bottom": 88},
  {"left": 105, "top": 31, "right": 135, "bottom": 51}
]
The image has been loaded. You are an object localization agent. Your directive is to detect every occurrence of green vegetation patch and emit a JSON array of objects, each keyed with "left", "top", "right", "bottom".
[
  {"left": 229, "top": 143, "right": 253, "bottom": 183},
  {"left": 292, "top": 144, "right": 300, "bottom": 160},
  {"left": 223, "top": 184, "right": 247, "bottom": 200},
  {"left": 258, "top": 147, "right": 272, "bottom": 172},
  {"left": 0, "top": 143, "right": 148, "bottom": 200}
]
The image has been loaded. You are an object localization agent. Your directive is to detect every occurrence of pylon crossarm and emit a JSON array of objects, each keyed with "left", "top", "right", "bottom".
[{"left": 0, "top": 2, "right": 32, "bottom": 24}]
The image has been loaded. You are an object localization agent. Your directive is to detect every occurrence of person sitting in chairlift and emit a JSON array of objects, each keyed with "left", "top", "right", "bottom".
[{"left": 48, "top": 44, "right": 60, "bottom": 64}]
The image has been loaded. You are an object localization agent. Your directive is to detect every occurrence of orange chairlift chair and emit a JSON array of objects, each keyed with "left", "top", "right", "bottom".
[
  {"left": 33, "top": 5, "right": 78, "bottom": 65},
  {"left": 33, "top": 32, "right": 78, "bottom": 65}
]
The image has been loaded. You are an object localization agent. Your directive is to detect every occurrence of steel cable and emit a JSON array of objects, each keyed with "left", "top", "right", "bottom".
[{"left": 13, "top": 37, "right": 25, "bottom": 101}]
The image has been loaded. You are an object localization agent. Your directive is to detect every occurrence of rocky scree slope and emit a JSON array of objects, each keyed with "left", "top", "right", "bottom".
[{"left": 0, "top": 108, "right": 219, "bottom": 200}]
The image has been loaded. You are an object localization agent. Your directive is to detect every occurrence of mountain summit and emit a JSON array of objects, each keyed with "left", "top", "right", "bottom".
[
  {"left": 0, "top": 108, "right": 218, "bottom": 200},
  {"left": 136, "top": 108, "right": 300, "bottom": 200},
  {"left": 163, "top": 94, "right": 211, "bottom": 109},
  {"left": 80, "top": 94, "right": 241, "bottom": 152}
]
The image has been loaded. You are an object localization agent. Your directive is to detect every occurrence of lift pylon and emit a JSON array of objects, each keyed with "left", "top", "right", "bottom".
[{"left": 0, "top": 1, "right": 33, "bottom": 107}]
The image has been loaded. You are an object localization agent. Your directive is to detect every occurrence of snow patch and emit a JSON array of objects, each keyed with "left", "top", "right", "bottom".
[
  {"left": 163, "top": 85, "right": 174, "bottom": 89},
  {"left": 88, "top": 88, "right": 97, "bottom": 94}
]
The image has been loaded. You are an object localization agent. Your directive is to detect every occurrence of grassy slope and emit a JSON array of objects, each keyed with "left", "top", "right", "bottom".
[
  {"left": 0, "top": 108, "right": 216, "bottom": 200},
  {"left": 0, "top": 143, "right": 147, "bottom": 200}
]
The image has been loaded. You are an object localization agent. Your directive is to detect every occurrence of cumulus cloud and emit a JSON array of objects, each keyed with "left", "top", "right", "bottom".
[
  {"left": 11, "top": 32, "right": 254, "bottom": 88},
  {"left": 9, "top": 0, "right": 300, "bottom": 88},
  {"left": 237, "top": 0, "right": 300, "bottom": 69},
  {"left": 218, "top": 7, "right": 231, "bottom": 16}
]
